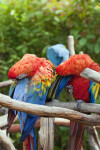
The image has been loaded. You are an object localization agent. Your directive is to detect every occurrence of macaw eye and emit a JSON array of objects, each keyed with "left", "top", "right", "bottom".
[
  {"left": 56, "top": 55, "right": 59, "bottom": 59},
  {"left": 16, "top": 73, "right": 27, "bottom": 79},
  {"left": 66, "top": 85, "right": 73, "bottom": 95}
]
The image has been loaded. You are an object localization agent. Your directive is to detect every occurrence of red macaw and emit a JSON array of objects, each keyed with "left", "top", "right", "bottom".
[
  {"left": 7, "top": 53, "right": 70, "bottom": 150},
  {"left": 56, "top": 54, "right": 100, "bottom": 150}
]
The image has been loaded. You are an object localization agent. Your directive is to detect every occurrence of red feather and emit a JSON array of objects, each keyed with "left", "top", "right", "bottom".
[
  {"left": 56, "top": 54, "right": 94, "bottom": 76},
  {"left": 23, "top": 136, "right": 31, "bottom": 150},
  {"left": 8, "top": 54, "right": 53, "bottom": 79},
  {"left": 58, "top": 55, "right": 100, "bottom": 150}
]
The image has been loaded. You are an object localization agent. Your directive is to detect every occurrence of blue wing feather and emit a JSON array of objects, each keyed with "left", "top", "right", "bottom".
[
  {"left": 11, "top": 77, "right": 49, "bottom": 150},
  {"left": 55, "top": 75, "right": 72, "bottom": 99},
  {"left": 9, "top": 81, "right": 17, "bottom": 97}
]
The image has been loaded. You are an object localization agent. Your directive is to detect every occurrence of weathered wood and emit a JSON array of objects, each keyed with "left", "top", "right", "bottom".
[
  {"left": 80, "top": 68, "right": 100, "bottom": 84},
  {"left": 46, "top": 100, "right": 100, "bottom": 113},
  {"left": 0, "top": 129, "right": 16, "bottom": 150},
  {"left": 38, "top": 118, "right": 48, "bottom": 150},
  {"left": 0, "top": 94, "right": 100, "bottom": 126},
  {"left": 0, "top": 114, "right": 18, "bottom": 128},
  {"left": 68, "top": 35, "right": 75, "bottom": 56},
  {"left": 38, "top": 118, "right": 54, "bottom": 150},
  {"left": 0, "top": 107, "right": 8, "bottom": 114},
  {"left": 0, "top": 80, "right": 12, "bottom": 88},
  {"left": 4, "top": 118, "right": 70, "bottom": 133},
  {"left": 48, "top": 118, "right": 54, "bottom": 150},
  {"left": 8, "top": 124, "right": 21, "bottom": 133},
  {"left": 79, "top": 51, "right": 84, "bottom": 54},
  {"left": 54, "top": 118, "right": 70, "bottom": 126},
  {"left": 86, "top": 126, "right": 100, "bottom": 150}
]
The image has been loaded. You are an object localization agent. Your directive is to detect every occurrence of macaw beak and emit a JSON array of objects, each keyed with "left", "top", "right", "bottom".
[{"left": 80, "top": 68, "right": 100, "bottom": 84}]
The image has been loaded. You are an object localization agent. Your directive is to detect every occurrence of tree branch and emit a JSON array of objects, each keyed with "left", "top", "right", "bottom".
[
  {"left": 7, "top": 118, "right": 70, "bottom": 133},
  {"left": 86, "top": 126, "right": 100, "bottom": 150},
  {"left": 0, "top": 93, "right": 100, "bottom": 126},
  {"left": 81, "top": 68, "right": 100, "bottom": 84},
  {"left": 0, "top": 129, "right": 16, "bottom": 150},
  {"left": 0, "top": 80, "right": 12, "bottom": 88},
  {"left": 0, "top": 114, "right": 18, "bottom": 128},
  {"left": 46, "top": 100, "right": 100, "bottom": 113}
]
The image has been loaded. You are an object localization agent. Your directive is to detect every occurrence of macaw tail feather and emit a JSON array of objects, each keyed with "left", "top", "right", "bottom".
[
  {"left": 20, "top": 116, "right": 38, "bottom": 142},
  {"left": 7, "top": 109, "right": 17, "bottom": 135},
  {"left": 68, "top": 121, "right": 85, "bottom": 150},
  {"left": 23, "top": 136, "right": 31, "bottom": 150},
  {"left": 23, "top": 133, "right": 36, "bottom": 150}
]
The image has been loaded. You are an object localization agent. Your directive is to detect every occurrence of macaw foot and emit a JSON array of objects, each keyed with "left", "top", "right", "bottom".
[{"left": 76, "top": 100, "right": 85, "bottom": 110}]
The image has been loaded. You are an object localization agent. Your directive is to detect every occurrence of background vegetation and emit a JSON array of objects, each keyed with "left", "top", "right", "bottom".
[{"left": 0, "top": 0, "right": 100, "bottom": 149}]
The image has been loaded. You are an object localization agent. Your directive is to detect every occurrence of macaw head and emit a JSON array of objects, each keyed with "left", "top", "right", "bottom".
[
  {"left": 56, "top": 54, "right": 95, "bottom": 76},
  {"left": 8, "top": 54, "right": 40, "bottom": 79},
  {"left": 47, "top": 44, "right": 69, "bottom": 67}
]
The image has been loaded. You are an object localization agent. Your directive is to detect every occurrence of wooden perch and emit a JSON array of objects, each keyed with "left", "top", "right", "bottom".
[
  {"left": 0, "top": 129, "right": 16, "bottom": 150},
  {"left": 0, "top": 114, "right": 18, "bottom": 128},
  {"left": 46, "top": 100, "right": 100, "bottom": 113},
  {"left": 8, "top": 119, "right": 40, "bottom": 133},
  {"left": 0, "top": 107, "right": 8, "bottom": 114},
  {"left": 0, "top": 94, "right": 100, "bottom": 126},
  {"left": 86, "top": 126, "right": 100, "bottom": 150},
  {"left": 80, "top": 68, "right": 100, "bottom": 84},
  {"left": 38, "top": 118, "right": 54, "bottom": 150},
  {"left": 8, "top": 118, "right": 70, "bottom": 133},
  {"left": 0, "top": 80, "right": 12, "bottom": 88}
]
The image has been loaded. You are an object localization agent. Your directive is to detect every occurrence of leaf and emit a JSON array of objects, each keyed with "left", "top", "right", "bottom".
[
  {"left": 54, "top": 16, "right": 60, "bottom": 22},
  {"left": 94, "top": 43, "right": 100, "bottom": 54},
  {"left": 79, "top": 38, "right": 87, "bottom": 47}
]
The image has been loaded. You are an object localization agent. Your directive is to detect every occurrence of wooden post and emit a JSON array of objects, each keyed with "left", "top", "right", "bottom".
[
  {"left": 38, "top": 118, "right": 54, "bottom": 150},
  {"left": 86, "top": 126, "right": 100, "bottom": 150},
  {"left": 68, "top": 35, "right": 75, "bottom": 56},
  {"left": 0, "top": 129, "right": 16, "bottom": 150}
]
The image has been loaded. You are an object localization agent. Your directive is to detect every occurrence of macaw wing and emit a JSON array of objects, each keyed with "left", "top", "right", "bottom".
[
  {"left": 88, "top": 81, "right": 100, "bottom": 103},
  {"left": 12, "top": 77, "right": 50, "bottom": 142},
  {"left": 7, "top": 81, "right": 18, "bottom": 134},
  {"left": 9, "top": 81, "right": 17, "bottom": 97},
  {"left": 55, "top": 75, "right": 72, "bottom": 99}
]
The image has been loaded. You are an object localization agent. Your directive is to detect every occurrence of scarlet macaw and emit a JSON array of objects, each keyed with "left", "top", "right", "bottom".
[
  {"left": 7, "top": 49, "right": 70, "bottom": 150},
  {"left": 56, "top": 54, "right": 100, "bottom": 150}
]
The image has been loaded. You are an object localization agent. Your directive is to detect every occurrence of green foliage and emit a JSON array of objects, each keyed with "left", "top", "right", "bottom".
[
  {"left": 0, "top": 0, "right": 100, "bottom": 83},
  {"left": 0, "top": 0, "right": 100, "bottom": 149},
  {"left": 55, "top": 126, "right": 69, "bottom": 150}
]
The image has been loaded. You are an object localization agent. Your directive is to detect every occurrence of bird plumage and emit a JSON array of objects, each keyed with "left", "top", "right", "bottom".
[
  {"left": 46, "top": 44, "right": 71, "bottom": 99},
  {"left": 8, "top": 54, "right": 56, "bottom": 150},
  {"left": 7, "top": 49, "right": 70, "bottom": 150},
  {"left": 56, "top": 54, "right": 94, "bottom": 76},
  {"left": 56, "top": 54, "right": 100, "bottom": 150}
]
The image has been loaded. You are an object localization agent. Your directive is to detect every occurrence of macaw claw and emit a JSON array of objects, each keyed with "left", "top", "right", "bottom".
[{"left": 76, "top": 100, "right": 85, "bottom": 110}]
